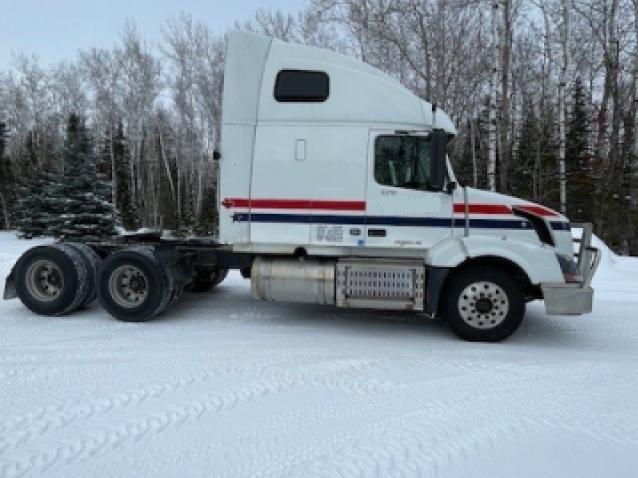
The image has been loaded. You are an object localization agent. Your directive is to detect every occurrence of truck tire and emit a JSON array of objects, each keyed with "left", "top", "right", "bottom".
[
  {"left": 442, "top": 266, "right": 525, "bottom": 342},
  {"left": 65, "top": 242, "right": 102, "bottom": 307},
  {"left": 13, "top": 244, "right": 89, "bottom": 316},
  {"left": 97, "top": 248, "right": 173, "bottom": 322},
  {"left": 213, "top": 268, "right": 228, "bottom": 286},
  {"left": 185, "top": 268, "right": 228, "bottom": 292}
]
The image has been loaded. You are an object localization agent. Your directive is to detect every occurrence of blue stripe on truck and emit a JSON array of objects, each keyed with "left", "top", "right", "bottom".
[{"left": 232, "top": 212, "right": 571, "bottom": 231}]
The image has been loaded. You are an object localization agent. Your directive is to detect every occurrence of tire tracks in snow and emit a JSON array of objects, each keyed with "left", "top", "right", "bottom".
[
  {"left": 2, "top": 347, "right": 637, "bottom": 477},
  {"left": 0, "top": 355, "right": 394, "bottom": 477},
  {"left": 0, "top": 351, "right": 383, "bottom": 443},
  {"left": 211, "top": 364, "right": 638, "bottom": 478}
]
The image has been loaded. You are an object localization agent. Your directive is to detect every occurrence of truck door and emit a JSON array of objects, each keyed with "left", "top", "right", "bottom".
[{"left": 365, "top": 130, "right": 453, "bottom": 249}]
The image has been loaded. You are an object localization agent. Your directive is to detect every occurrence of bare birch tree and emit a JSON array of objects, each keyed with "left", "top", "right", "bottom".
[
  {"left": 558, "top": 0, "right": 571, "bottom": 214},
  {"left": 488, "top": 1, "right": 500, "bottom": 192},
  {"left": 1, "top": 2, "right": 638, "bottom": 251}
]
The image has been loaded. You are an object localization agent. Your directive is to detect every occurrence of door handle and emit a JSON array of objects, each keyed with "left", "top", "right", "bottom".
[{"left": 368, "top": 228, "right": 386, "bottom": 237}]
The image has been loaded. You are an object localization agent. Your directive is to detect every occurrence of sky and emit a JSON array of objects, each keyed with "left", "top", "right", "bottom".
[{"left": 0, "top": 0, "right": 302, "bottom": 69}]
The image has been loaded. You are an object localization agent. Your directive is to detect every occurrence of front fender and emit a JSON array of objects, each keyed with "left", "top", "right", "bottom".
[{"left": 426, "top": 236, "right": 563, "bottom": 285}]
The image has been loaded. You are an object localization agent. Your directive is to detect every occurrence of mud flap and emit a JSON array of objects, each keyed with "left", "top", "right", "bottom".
[
  {"left": 3, "top": 269, "right": 16, "bottom": 300},
  {"left": 424, "top": 267, "right": 450, "bottom": 317}
]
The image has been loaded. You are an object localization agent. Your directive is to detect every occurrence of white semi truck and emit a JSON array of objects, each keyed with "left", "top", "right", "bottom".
[{"left": 3, "top": 31, "right": 600, "bottom": 341}]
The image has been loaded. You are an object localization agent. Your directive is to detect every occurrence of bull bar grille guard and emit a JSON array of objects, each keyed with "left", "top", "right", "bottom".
[{"left": 572, "top": 223, "right": 601, "bottom": 288}]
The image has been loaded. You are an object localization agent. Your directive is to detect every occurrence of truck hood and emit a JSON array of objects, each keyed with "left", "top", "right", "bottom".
[
  {"left": 463, "top": 188, "right": 563, "bottom": 218},
  {"left": 461, "top": 188, "right": 573, "bottom": 257}
]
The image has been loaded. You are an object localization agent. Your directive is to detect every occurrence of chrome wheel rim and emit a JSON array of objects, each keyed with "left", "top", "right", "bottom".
[
  {"left": 457, "top": 281, "right": 509, "bottom": 330},
  {"left": 25, "top": 259, "right": 64, "bottom": 302},
  {"left": 108, "top": 265, "right": 148, "bottom": 308}
]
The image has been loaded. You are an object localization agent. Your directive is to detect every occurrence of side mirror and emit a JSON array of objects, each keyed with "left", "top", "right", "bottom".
[
  {"left": 429, "top": 129, "right": 447, "bottom": 191},
  {"left": 213, "top": 150, "right": 221, "bottom": 160}
]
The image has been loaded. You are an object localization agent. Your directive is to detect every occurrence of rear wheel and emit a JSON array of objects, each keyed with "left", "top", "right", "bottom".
[
  {"left": 443, "top": 266, "right": 525, "bottom": 342},
  {"left": 65, "top": 242, "right": 102, "bottom": 306},
  {"left": 14, "top": 244, "right": 89, "bottom": 316},
  {"left": 97, "top": 248, "right": 173, "bottom": 322}
]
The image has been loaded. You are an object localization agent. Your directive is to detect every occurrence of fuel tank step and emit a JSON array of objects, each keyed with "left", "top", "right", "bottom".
[{"left": 336, "top": 259, "right": 425, "bottom": 311}]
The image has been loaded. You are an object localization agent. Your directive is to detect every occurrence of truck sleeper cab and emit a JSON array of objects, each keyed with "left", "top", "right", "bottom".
[
  {"left": 3, "top": 31, "right": 600, "bottom": 342},
  {"left": 217, "top": 31, "right": 600, "bottom": 340}
]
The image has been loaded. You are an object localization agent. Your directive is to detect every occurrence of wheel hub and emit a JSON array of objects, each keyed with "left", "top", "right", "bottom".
[
  {"left": 25, "top": 260, "right": 64, "bottom": 302},
  {"left": 457, "top": 281, "right": 509, "bottom": 330},
  {"left": 128, "top": 276, "right": 146, "bottom": 293},
  {"left": 108, "top": 265, "right": 149, "bottom": 309},
  {"left": 475, "top": 297, "right": 493, "bottom": 313}
]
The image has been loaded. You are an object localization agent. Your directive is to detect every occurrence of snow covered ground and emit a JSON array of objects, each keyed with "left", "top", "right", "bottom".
[{"left": 1, "top": 231, "right": 637, "bottom": 478}]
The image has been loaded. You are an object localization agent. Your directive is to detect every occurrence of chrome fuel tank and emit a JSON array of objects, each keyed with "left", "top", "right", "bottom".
[{"left": 251, "top": 258, "right": 336, "bottom": 305}]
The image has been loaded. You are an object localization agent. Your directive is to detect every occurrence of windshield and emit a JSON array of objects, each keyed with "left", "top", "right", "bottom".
[{"left": 374, "top": 135, "right": 432, "bottom": 190}]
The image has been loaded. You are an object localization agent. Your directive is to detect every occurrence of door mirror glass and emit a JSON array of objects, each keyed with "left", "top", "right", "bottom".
[{"left": 429, "top": 129, "right": 447, "bottom": 191}]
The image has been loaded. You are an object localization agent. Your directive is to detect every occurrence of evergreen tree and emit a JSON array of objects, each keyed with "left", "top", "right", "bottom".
[
  {"left": 23, "top": 133, "right": 36, "bottom": 175},
  {"left": 531, "top": 112, "right": 561, "bottom": 211},
  {"left": 14, "top": 128, "right": 60, "bottom": 238},
  {"left": 97, "top": 128, "right": 113, "bottom": 180},
  {"left": 179, "top": 180, "right": 195, "bottom": 235},
  {"left": 600, "top": 109, "right": 638, "bottom": 253},
  {"left": 48, "top": 114, "right": 116, "bottom": 241},
  {"left": 510, "top": 101, "right": 538, "bottom": 200},
  {"left": 565, "top": 77, "right": 594, "bottom": 222},
  {"left": 0, "top": 121, "right": 14, "bottom": 229},
  {"left": 0, "top": 121, "right": 7, "bottom": 160},
  {"left": 196, "top": 184, "right": 218, "bottom": 236},
  {"left": 15, "top": 171, "right": 59, "bottom": 238},
  {"left": 113, "top": 122, "right": 139, "bottom": 231}
]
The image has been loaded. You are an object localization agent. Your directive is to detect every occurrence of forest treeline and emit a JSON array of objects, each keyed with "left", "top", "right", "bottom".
[{"left": 0, "top": 0, "right": 637, "bottom": 253}]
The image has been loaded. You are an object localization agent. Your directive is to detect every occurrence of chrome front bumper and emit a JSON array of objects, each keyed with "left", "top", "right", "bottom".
[
  {"left": 541, "top": 283, "right": 594, "bottom": 315},
  {"left": 542, "top": 223, "right": 601, "bottom": 315}
]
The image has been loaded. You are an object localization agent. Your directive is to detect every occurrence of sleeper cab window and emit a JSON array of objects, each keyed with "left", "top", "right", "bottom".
[
  {"left": 274, "top": 70, "right": 329, "bottom": 103},
  {"left": 374, "top": 135, "right": 432, "bottom": 190}
]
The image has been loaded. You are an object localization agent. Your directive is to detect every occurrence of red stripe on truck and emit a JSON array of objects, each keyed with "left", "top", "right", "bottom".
[
  {"left": 222, "top": 198, "right": 366, "bottom": 211},
  {"left": 515, "top": 205, "right": 560, "bottom": 217},
  {"left": 452, "top": 203, "right": 559, "bottom": 217},
  {"left": 452, "top": 204, "right": 511, "bottom": 215},
  {"left": 222, "top": 198, "right": 559, "bottom": 217}
]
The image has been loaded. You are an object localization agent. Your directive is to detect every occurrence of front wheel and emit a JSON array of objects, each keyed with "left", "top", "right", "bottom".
[{"left": 442, "top": 266, "right": 525, "bottom": 342}]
